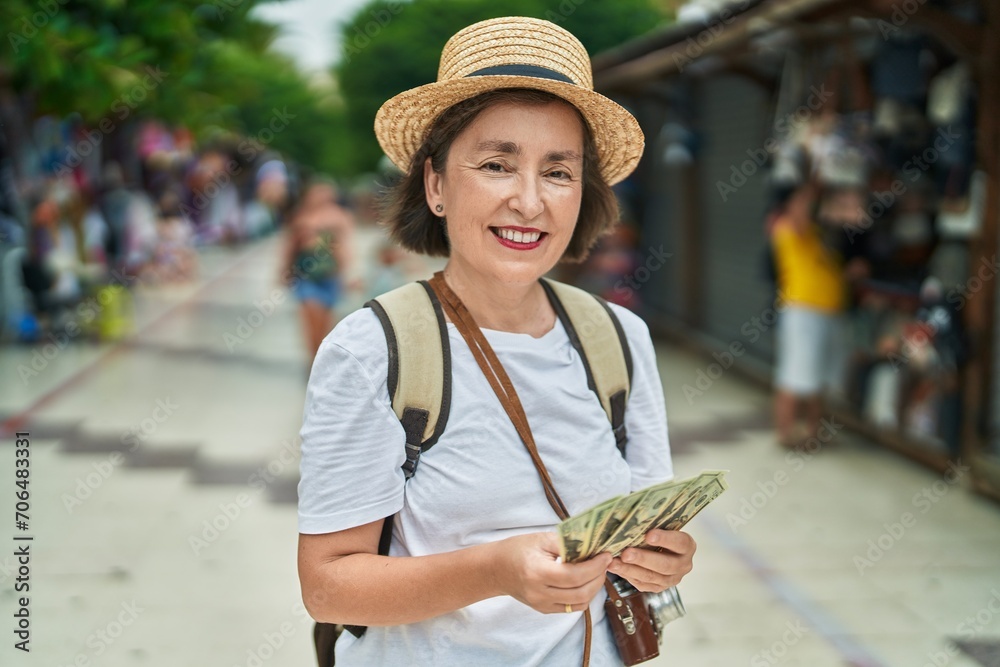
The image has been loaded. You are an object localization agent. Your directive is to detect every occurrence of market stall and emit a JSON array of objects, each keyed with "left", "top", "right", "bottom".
[{"left": 591, "top": 0, "right": 1000, "bottom": 501}]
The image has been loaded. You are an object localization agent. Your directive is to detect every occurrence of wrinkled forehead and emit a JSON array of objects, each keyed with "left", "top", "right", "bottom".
[{"left": 454, "top": 99, "right": 586, "bottom": 154}]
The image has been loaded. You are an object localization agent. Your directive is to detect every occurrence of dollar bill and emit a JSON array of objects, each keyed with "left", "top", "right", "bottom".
[
  {"left": 658, "top": 476, "right": 728, "bottom": 532},
  {"left": 598, "top": 478, "right": 691, "bottom": 556},
  {"left": 653, "top": 471, "right": 728, "bottom": 531},
  {"left": 557, "top": 510, "right": 595, "bottom": 562},
  {"left": 556, "top": 470, "right": 729, "bottom": 562},
  {"left": 588, "top": 494, "right": 641, "bottom": 557},
  {"left": 560, "top": 494, "right": 621, "bottom": 563}
]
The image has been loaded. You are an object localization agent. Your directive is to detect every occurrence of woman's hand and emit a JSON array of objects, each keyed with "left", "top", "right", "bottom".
[
  {"left": 492, "top": 532, "right": 612, "bottom": 614},
  {"left": 606, "top": 530, "right": 695, "bottom": 593}
]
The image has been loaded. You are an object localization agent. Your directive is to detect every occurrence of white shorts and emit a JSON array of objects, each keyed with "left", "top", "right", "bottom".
[{"left": 775, "top": 306, "right": 845, "bottom": 396}]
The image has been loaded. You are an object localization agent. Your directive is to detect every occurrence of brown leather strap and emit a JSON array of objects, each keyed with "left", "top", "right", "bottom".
[{"left": 429, "top": 271, "right": 616, "bottom": 667}]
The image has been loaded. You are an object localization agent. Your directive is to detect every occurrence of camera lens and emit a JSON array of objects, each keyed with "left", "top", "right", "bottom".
[{"left": 647, "top": 586, "right": 686, "bottom": 643}]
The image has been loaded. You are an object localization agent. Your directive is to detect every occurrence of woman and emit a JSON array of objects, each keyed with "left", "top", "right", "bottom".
[
  {"left": 281, "top": 180, "right": 354, "bottom": 362},
  {"left": 297, "top": 17, "right": 695, "bottom": 666},
  {"left": 770, "top": 181, "right": 848, "bottom": 448}
]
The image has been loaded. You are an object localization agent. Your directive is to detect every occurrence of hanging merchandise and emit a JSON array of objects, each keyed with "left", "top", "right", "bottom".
[
  {"left": 903, "top": 381, "right": 943, "bottom": 446},
  {"left": 864, "top": 362, "right": 901, "bottom": 428},
  {"left": 882, "top": 104, "right": 929, "bottom": 172},
  {"left": 659, "top": 122, "right": 696, "bottom": 166},
  {"left": 817, "top": 141, "right": 870, "bottom": 187},
  {"left": 892, "top": 212, "right": 934, "bottom": 247},
  {"left": 819, "top": 187, "right": 867, "bottom": 227},
  {"left": 928, "top": 242, "right": 971, "bottom": 293},
  {"left": 873, "top": 98, "right": 903, "bottom": 137},
  {"left": 933, "top": 108, "right": 976, "bottom": 199},
  {"left": 871, "top": 34, "right": 928, "bottom": 105},
  {"left": 769, "top": 139, "right": 805, "bottom": 187},
  {"left": 938, "top": 171, "right": 986, "bottom": 239},
  {"left": 928, "top": 62, "right": 971, "bottom": 127}
]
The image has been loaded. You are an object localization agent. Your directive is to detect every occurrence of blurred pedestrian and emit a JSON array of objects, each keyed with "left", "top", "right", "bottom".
[
  {"left": 21, "top": 196, "right": 80, "bottom": 329},
  {"left": 186, "top": 150, "right": 243, "bottom": 245},
  {"left": 771, "top": 182, "right": 848, "bottom": 448},
  {"left": 281, "top": 180, "right": 354, "bottom": 363},
  {"left": 243, "top": 158, "right": 289, "bottom": 239},
  {"left": 97, "top": 164, "right": 129, "bottom": 268},
  {"left": 147, "top": 191, "right": 197, "bottom": 283}
]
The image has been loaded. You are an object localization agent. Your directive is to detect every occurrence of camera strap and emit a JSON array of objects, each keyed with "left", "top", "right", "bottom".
[{"left": 428, "top": 272, "right": 626, "bottom": 667}]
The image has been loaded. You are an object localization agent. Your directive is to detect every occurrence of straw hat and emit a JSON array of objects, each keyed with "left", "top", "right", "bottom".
[{"left": 374, "top": 16, "right": 644, "bottom": 186}]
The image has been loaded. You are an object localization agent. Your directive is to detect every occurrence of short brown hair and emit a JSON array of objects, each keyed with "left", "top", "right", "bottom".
[{"left": 380, "top": 89, "right": 619, "bottom": 263}]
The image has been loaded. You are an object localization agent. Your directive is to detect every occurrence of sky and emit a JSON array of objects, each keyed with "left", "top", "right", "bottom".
[{"left": 251, "top": 0, "right": 373, "bottom": 73}]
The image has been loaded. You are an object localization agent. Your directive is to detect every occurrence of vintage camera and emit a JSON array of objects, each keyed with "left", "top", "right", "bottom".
[
  {"left": 605, "top": 578, "right": 687, "bottom": 666},
  {"left": 612, "top": 578, "right": 687, "bottom": 644}
]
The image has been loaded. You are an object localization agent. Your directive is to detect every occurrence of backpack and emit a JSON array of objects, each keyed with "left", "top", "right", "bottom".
[{"left": 312, "top": 277, "right": 633, "bottom": 666}]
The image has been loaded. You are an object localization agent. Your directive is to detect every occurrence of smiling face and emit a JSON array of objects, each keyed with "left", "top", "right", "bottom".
[{"left": 424, "top": 100, "right": 585, "bottom": 288}]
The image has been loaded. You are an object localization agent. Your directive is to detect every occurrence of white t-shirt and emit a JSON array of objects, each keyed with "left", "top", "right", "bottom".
[{"left": 298, "top": 299, "right": 673, "bottom": 666}]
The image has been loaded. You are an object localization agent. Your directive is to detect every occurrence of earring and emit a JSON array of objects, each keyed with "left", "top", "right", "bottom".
[{"left": 435, "top": 204, "right": 443, "bottom": 214}]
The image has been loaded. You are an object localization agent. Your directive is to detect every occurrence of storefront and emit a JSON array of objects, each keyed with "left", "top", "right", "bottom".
[{"left": 592, "top": 0, "right": 1000, "bottom": 501}]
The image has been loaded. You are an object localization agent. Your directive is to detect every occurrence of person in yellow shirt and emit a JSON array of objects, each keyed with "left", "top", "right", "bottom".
[{"left": 770, "top": 182, "right": 847, "bottom": 448}]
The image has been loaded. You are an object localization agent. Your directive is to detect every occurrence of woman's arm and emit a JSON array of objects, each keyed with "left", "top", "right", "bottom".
[{"left": 298, "top": 521, "right": 611, "bottom": 626}]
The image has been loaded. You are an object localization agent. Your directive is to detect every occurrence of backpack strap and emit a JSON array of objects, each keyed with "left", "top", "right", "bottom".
[
  {"left": 364, "top": 280, "right": 452, "bottom": 478},
  {"left": 540, "top": 278, "right": 633, "bottom": 455},
  {"left": 341, "top": 281, "right": 452, "bottom": 641}
]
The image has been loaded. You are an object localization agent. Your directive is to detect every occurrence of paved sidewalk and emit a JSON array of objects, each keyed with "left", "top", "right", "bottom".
[{"left": 1, "top": 232, "right": 998, "bottom": 666}]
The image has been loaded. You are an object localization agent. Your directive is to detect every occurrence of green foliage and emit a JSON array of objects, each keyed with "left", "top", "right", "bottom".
[
  {"left": 335, "top": 0, "right": 666, "bottom": 173},
  {"left": 0, "top": 0, "right": 353, "bottom": 176},
  {"left": 0, "top": 0, "right": 663, "bottom": 178}
]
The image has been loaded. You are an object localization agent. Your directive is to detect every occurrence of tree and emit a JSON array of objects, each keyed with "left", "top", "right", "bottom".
[
  {"left": 0, "top": 0, "right": 353, "bottom": 176},
  {"left": 335, "top": 0, "right": 667, "bottom": 173}
]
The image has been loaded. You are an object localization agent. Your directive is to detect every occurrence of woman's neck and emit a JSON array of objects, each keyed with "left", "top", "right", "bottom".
[{"left": 441, "top": 263, "right": 555, "bottom": 337}]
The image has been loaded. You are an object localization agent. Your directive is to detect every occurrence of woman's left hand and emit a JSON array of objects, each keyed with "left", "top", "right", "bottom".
[{"left": 606, "top": 530, "right": 696, "bottom": 593}]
